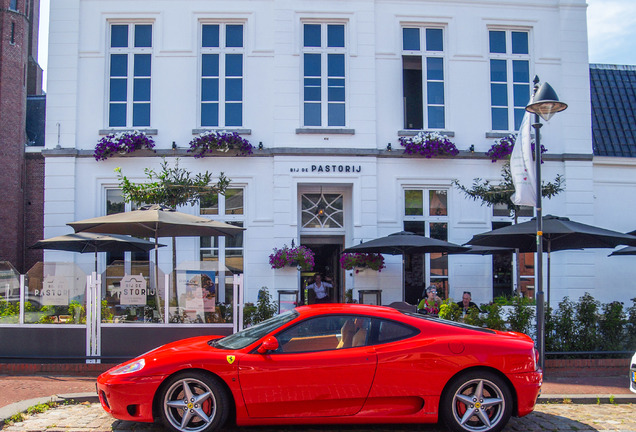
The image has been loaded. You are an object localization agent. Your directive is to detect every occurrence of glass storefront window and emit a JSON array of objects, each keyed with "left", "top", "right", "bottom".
[
  {"left": 0, "top": 262, "right": 21, "bottom": 324},
  {"left": 25, "top": 262, "right": 87, "bottom": 324}
]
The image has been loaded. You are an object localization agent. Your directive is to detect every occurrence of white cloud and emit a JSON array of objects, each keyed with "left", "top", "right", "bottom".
[{"left": 587, "top": 0, "right": 636, "bottom": 64}]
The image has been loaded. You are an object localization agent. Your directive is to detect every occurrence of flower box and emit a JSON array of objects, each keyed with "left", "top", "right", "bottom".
[
  {"left": 188, "top": 130, "right": 254, "bottom": 158},
  {"left": 399, "top": 131, "right": 459, "bottom": 158},
  {"left": 340, "top": 253, "right": 385, "bottom": 273},
  {"left": 94, "top": 131, "right": 156, "bottom": 161},
  {"left": 269, "top": 245, "right": 315, "bottom": 271}
]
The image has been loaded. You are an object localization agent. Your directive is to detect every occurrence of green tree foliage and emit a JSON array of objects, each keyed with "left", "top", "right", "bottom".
[
  {"left": 116, "top": 157, "right": 230, "bottom": 208},
  {"left": 599, "top": 301, "right": 626, "bottom": 351},
  {"left": 243, "top": 287, "right": 278, "bottom": 327}
]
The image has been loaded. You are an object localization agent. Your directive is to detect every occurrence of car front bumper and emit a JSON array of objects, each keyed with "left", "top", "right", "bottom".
[
  {"left": 96, "top": 373, "right": 166, "bottom": 423},
  {"left": 509, "top": 369, "right": 543, "bottom": 417}
]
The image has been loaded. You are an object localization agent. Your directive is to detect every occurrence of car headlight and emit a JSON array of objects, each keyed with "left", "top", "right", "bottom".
[{"left": 110, "top": 359, "right": 145, "bottom": 375}]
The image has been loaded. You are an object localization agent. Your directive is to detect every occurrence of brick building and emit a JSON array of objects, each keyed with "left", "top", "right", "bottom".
[{"left": 0, "top": 0, "right": 44, "bottom": 273}]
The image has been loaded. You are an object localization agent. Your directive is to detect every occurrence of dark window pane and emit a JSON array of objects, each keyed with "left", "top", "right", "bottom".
[
  {"left": 328, "top": 103, "right": 345, "bottom": 126},
  {"left": 201, "top": 78, "right": 219, "bottom": 101},
  {"left": 491, "top": 83, "right": 508, "bottom": 106},
  {"left": 202, "top": 25, "right": 220, "bottom": 47},
  {"left": 225, "top": 78, "right": 242, "bottom": 101},
  {"left": 513, "top": 84, "right": 530, "bottom": 107},
  {"left": 110, "top": 78, "right": 127, "bottom": 102},
  {"left": 110, "top": 54, "right": 128, "bottom": 77},
  {"left": 201, "top": 103, "right": 219, "bottom": 126},
  {"left": 490, "top": 59, "right": 507, "bottom": 82},
  {"left": 304, "top": 24, "right": 321, "bottom": 47},
  {"left": 514, "top": 108, "right": 526, "bottom": 130},
  {"left": 426, "top": 57, "right": 443, "bottom": 80},
  {"left": 328, "top": 54, "right": 344, "bottom": 77},
  {"left": 134, "top": 25, "right": 152, "bottom": 48},
  {"left": 492, "top": 107, "right": 508, "bottom": 131},
  {"left": 304, "top": 103, "right": 321, "bottom": 126},
  {"left": 328, "top": 86, "right": 345, "bottom": 102},
  {"left": 404, "top": 221, "right": 425, "bottom": 234},
  {"left": 134, "top": 54, "right": 151, "bottom": 76},
  {"left": 111, "top": 25, "right": 128, "bottom": 48},
  {"left": 512, "top": 32, "right": 528, "bottom": 54},
  {"left": 428, "top": 106, "right": 445, "bottom": 129},
  {"left": 225, "top": 103, "right": 242, "bottom": 126},
  {"left": 304, "top": 85, "right": 321, "bottom": 102},
  {"left": 133, "top": 103, "right": 150, "bottom": 126},
  {"left": 133, "top": 78, "right": 150, "bottom": 101},
  {"left": 403, "top": 28, "right": 420, "bottom": 50},
  {"left": 226, "top": 25, "right": 243, "bottom": 47},
  {"left": 226, "top": 54, "right": 243, "bottom": 76},
  {"left": 202, "top": 54, "right": 219, "bottom": 77},
  {"left": 513, "top": 60, "right": 529, "bottom": 83},
  {"left": 489, "top": 31, "right": 506, "bottom": 53},
  {"left": 426, "top": 28, "right": 443, "bottom": 51},
  {"left": 109, "top": 104, "right": 126, "bottom": 127},
  {"left": 327, "top": 24, "right": 345, "bottom": 47},
  {"left": 304, "top": 53, "right": 321, "bottom": 77},
  {"left": 403, "top": 56, "right": 423, "bottom": 130},
  {"left": 427, "top": 82, "right": 444, "bottom": 105}
]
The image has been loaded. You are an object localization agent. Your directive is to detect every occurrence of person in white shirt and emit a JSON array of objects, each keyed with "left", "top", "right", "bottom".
[{"left": 306, "top": 274, "right": 332, "bottom": 303}]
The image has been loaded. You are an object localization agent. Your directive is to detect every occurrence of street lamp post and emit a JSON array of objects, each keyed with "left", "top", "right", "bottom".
[{"left": 525, "top": 76, "right": 567, "bottom": 370}]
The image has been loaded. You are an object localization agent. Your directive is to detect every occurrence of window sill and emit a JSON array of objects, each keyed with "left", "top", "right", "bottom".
[
  {"left": 485, "top": 132, "right": 514, "bottom": 139},
  {"left": 398, "top": 129, "right": 455, "bottom": 137},
  {"left": 99, "top": 128, "right": 158, "bottom": 136},
  {"left": 296, "top": 128, "right": 355, "bottom": 135},
  {"left": 192, "top": 128, "right": 252, "bottom": 135}
]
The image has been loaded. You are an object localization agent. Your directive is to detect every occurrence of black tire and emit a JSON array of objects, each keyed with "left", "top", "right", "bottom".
[
  {"left": 440, "top": 370, "right": 513, "bottom": 432},
  {"left": 159, "top": 371, "right": 229, "bottom": 432}
]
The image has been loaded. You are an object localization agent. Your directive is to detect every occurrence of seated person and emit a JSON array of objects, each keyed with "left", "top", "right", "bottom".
[
  {"left": 418, "top": 285, "right": 442, "bottom": 315},
  {"left": 456, "top": 291, "right": 480, "bottom": 316}
]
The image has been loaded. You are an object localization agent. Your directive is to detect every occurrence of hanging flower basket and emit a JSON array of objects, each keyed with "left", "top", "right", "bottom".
[
  {"left": 269, "top": 245, "right": 315, "bottom": 271},
  {"left": 340, "top": 253, "right": 385, "bottom": 273},
  {"left": 94, "top": 131, "right": 156, "bottom": 161},
  {"left": 399, "top": 131, "right": 459, "bottom": 158},
  {"left": 188, "top": 130, "right": 254, "bottom": 158}
]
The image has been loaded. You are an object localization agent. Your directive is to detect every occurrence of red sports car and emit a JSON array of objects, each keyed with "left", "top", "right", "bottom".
[{"left": 96, "top": 304, "right": 541, "bottom": 432}]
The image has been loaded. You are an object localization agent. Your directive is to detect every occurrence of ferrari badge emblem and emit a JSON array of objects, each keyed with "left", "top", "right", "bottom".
[{"left": 226, "top": 355, "right": 236, "bottom": 365}]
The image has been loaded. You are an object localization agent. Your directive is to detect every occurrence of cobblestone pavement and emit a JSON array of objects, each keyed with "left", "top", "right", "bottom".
[{"left": 2, "top": 402, "right": 635, "bottom": 432}]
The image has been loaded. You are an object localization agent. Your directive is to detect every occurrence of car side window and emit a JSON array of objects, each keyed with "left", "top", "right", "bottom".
[
  {"left": 274, "top": 315, "right": 371, "bottom": 353},
  {"left": 376, "top": 319, "right": 419, "bottom": 344}
]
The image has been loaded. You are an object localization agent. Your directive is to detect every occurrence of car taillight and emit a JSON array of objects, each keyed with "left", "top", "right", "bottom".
[{"left": 534, "top": 348, "right": 540, "bottom": 370}]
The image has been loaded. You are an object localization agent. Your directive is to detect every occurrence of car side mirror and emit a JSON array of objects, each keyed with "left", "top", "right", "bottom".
[{"left": 257, "top": 336, "right": 279, "bottom": 354}]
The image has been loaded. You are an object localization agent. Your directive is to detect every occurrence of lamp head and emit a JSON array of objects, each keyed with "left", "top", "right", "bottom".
[{"left": 525, "top": 81, "right": 567, "bottom": 121}]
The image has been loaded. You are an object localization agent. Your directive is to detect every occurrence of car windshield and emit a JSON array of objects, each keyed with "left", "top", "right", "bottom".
[{"left": 211, "top": 310, "right": 299, "bottom": 350}]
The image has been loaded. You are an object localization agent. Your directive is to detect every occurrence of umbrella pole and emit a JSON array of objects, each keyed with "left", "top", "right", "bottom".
[
  {"left": 154, "top": 234, "right": 163, "bottom": 322},
  {"left": 547, "top": 241, "right": 551, "bottom": 308}
]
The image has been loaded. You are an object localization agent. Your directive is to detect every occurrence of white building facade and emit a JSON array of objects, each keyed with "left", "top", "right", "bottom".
[{"left": 41, "top": 0, "right": 635, "bottom": 339}]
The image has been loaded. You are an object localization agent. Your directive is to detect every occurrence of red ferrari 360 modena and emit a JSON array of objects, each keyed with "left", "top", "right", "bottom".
[{"left": 97, "top": 304, "right": 541, "bottom": 432}]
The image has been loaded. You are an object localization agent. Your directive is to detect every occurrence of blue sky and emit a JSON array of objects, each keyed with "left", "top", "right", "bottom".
[{"left": 36, "top": 0, "right": 635, "bottom": 91}]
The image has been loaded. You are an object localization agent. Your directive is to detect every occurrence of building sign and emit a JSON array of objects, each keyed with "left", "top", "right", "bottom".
[
  {"left": 39, "top": 276, "right": 70, "bottom": 306},
  {"left": 120, "top": 274, "right": 147, "bottom": 305},
  {"left": 290, "top": 164, "right": 362, "bottom": 174}
]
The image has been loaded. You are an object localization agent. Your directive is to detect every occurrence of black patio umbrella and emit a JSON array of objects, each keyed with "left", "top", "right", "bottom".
[
  {"left": 343, "top": 232, "right": 468, "bottom": 302},
  {"left": 450, "top": 245, "right": 516, "bottom": 255},
  {"left": 29, "top": 232, "right": 165, "bottom": 273},
  {"left": 467, "top": 215, "right": 636, "bottom": 303},
  {"left": 609, "top": 246, "right": 636, "bottom": 256}
]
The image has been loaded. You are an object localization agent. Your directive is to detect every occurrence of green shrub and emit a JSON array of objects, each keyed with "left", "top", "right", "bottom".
[
  {"left": 599, "top": 301, "right": 626, "bottom": 351},
  {"left": 574, "top": 293, "right": 600, "bottom": 351},
  {"left": 243, "top": 287, "right": 277, "bottom": 327},
  {"left": 507, "top": 296, "right": 534, "bottom": 334}
]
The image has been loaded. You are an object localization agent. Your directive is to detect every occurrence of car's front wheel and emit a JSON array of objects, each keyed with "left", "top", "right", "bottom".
[
  {"left": 159, "top": 371, "right": 229, "bottom": 432},
  {"left": 441, "top": 370, "right": 512, "bottom": 432}
]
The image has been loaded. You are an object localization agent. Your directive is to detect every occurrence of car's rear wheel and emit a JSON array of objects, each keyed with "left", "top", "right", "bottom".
[
  {"left": 159, "top": 371, "right": 229, "bottom": 432},
  {"left": 441, "top": 370, "right": 512, "bottom": 432}
]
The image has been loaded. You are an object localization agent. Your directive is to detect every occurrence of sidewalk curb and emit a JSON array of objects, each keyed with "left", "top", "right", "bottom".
[
  {"left": 538, "top": 393, "right": 636, "bottom": 404},
  {"left": 0, "top": 392, "right": 98, "bottom": 428}
]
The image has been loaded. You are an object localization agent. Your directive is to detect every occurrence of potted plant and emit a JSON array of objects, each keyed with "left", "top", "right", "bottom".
[
  {"left": 340, "top": 252, "right": 385, "bottom": 273},
  {"left": 188, "top": 130, "right": 254, "bottom": 158},
  {"left": 94, "top": 131, "right": 156, "bottom": 161},
  {"left": 399, "top": 131, "right": 459, "bottom": 158},
  {"left": 269, "top": 245, "right": 315, "bottom": 271}
]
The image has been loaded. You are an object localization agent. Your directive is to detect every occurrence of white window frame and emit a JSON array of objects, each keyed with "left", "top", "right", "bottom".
[
  {"left": 488, "top": 28, "right": 532, "bottom": 132},
  {"left": 401, "top": 26, "right": 447, "bottom": 130},
  {"left": 198, "top": 22, "right": 245, "bottom": 128},
  {"left": 301, "top": 21, "right": 348, "bottom": 128},
  {"left": 106, "top": 22, "right": 153, "bottom": 129}
]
